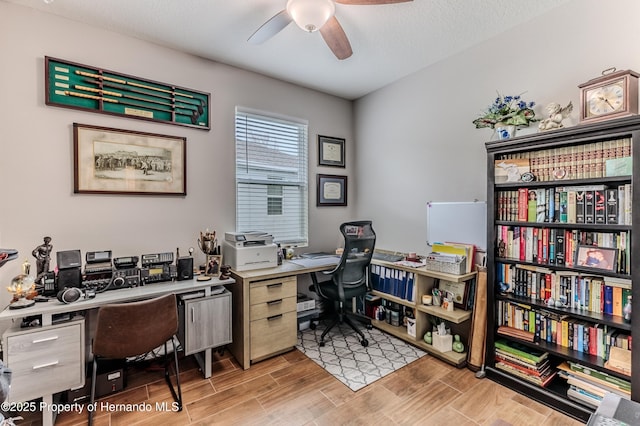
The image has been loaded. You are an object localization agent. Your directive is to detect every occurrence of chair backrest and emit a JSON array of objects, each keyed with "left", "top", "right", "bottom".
[
  {"left": 93, "top": 293, "right": 178, "bottom": 359},
  {"left": 333, "top": 221, "right": 376, "bottom": 290}
]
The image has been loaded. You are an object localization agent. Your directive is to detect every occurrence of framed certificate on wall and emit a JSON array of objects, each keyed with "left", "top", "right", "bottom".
[
  {"left": 317, "top": 174, "right": 347, "bottom": 206},
  {"left": 318, "top": 135, "right": 345, "bottom": 167}
]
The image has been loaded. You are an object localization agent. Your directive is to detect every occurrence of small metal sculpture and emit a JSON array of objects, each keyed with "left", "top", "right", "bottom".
[
  {"left": 538, "top": 101, "right": 573, "bottom": 131},
  {"left": 32, "top": 236, "right": 53, "bottom": 283}
]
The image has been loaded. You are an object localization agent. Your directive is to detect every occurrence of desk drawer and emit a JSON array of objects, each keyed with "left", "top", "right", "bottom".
[
  {"left": 4, "top": 320, "right": 85, "bottom": 403},
  {"left": 250, "top": 311, "right": 297, "bottom": 360},
  {"left": 250, "top": 277, "right": 296, "bottom": 305},
  {"left": 250, "top": 296, "right": 296, "bottom": 321}
]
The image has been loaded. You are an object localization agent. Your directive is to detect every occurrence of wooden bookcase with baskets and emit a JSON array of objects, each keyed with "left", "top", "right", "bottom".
[{"left": 485, "top": 116, "right": 640, "bottom": 422}]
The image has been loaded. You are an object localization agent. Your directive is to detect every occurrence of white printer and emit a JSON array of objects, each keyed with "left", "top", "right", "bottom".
[{"left": 222, "top": 231, "right": 278, "bottom": 271}]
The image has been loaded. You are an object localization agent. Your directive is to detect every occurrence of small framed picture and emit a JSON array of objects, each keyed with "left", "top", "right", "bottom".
[
  {"left": 317, "top": 174, "right": 347, "bottom": 206},
  {"left": 436, "top": 279, "right": 471, "bottom": 310},
  {"left": 575, "top": 245, "right": 618, "bottom": 272},
  {"left": 318, "top": 135, "right": 345, "bottom": 167},
  {"left": 205, "top": 254, "right": 222, "bottom": 277}
]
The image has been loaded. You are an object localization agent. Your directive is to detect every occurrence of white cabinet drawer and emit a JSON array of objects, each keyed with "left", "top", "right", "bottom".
[{"left": 3, "top": 319, "right": 85, "bottom": 403}]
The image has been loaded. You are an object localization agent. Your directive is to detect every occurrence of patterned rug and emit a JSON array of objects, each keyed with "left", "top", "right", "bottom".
[{"left": 296, "top": 320, "right": 427, "bottom": 391}]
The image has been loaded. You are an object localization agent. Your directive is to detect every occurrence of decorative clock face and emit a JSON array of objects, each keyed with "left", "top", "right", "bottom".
[{"left": 586, "top": 79, "right": 625, "bottom": 117}]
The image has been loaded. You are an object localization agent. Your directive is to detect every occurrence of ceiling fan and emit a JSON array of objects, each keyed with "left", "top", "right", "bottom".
[{"left": 248, "top": 0, "right": 413, "bottom": 60}]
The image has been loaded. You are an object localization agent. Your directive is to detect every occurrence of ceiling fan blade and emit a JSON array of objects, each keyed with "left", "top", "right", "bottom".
[
  {"left": 320, "top": 16, "right": 353, "bottom": 60},
  {"left": 335, "top": 0, "right": 413, "bottom": 4},
  {"left": 248, "top": 9, "right": 292, "bottom": 44}
]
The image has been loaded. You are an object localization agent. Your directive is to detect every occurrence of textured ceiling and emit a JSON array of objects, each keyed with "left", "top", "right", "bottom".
[{"left": 5, "top": 0, "right": 571, "bottom": 100}]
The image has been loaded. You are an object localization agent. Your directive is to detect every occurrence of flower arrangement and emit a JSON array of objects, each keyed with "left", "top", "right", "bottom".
[{"left": 472, "top": 93, "right": 538, "bottom": 129}]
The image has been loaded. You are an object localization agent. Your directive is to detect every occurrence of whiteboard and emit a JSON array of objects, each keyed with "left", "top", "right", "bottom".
[{"left": 427, "top": 201, "right": 487, "bottom": 250}]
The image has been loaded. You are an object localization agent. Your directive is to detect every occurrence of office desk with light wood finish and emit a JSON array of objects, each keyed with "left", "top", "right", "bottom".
[{"left": 227, "top": 260, "right": 340, "bottom": 369}]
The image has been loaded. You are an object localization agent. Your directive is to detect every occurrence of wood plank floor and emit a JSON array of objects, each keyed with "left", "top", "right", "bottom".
[{"left": 15, "top": 348, "right": 585, "bottom": 425}]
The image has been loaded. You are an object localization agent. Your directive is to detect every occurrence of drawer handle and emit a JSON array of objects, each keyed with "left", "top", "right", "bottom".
[
  {"left": 267, "top": 314, "right": 283, "bottom": 321},
  {"left": 32, "top": 336, "right": 59, "bottom": 344},
  {"left": 33, "top": 360, "right": 59, "bottom": 370},
  {"left": 266, "top": 283, "right": 283, "bottom": 289},
  {"left": 267, "top": 299, "right": 282, "bottom": 306}
]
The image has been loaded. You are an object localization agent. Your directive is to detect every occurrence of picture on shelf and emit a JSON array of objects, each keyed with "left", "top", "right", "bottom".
[{"left": 574, "top": 245, "right": 617, "bottom": 272}]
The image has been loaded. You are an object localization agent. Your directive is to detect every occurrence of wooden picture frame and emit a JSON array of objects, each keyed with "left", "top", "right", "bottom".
[
  {"left": 73, "top": 123, "right": 186, "bottom": 195},
  {"left": 436, "top": 279, "right": 471, "bottom": 310},
  {"left": 317, "top": 174, "right": 347, "bottom": 206},
  {"left": 575, "top": 245, "right": 618, "bottom": 272},
  {"left": 318, "top": 135, "right": 345, "bottom": 167},
  {"left": 205, "top": 254, "right": 222, "bottom": 277}
]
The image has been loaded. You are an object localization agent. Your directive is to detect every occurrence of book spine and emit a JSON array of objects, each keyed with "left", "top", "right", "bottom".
[
  {"left": 606, "top": 188, "right": 618, "bottom": 224},
  {"left": 594, "top": 189, "right": 606, "bottom": 224},
  {"left": 518, "top": 188, "right": 529, "bottom": 222},
  {"left": 559, "top": 191, "right": 568, "bottom": 223},
  {"left": 555, "top": 231, "right": 565, "bottom": 266},
  {"left": 584, "top": 190, "right": 595, "bottom": 224}
]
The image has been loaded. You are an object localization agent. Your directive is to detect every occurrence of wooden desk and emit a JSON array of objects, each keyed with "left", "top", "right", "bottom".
[
  {"left": 227, "top": 259, "right": 339, "bottom": 369},
  {"left": 228, "top": 257, "right": 478, "bottom": 370},
  {"left": 0, "top": 276, "right": 233, "bottom": 426}
]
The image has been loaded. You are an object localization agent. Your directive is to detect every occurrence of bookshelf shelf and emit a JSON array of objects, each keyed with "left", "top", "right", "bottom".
[
  {"left": 370, "top": 259, "right": 476, "bottom": 368},
  {"left": 416, "top": 304, "right": 472, "bottom": 323},
  {"left": 485, "top": 116, "right": 640, "bottom": 422},
  {"left": 372, "top": 319, "right": 468, "bottom": 367}
]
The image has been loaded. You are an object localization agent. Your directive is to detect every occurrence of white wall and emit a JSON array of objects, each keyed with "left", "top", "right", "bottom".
[
  {"left": 0, "top": 2, "right": 355, "bottom": 304},
  {"left": 354, "top": 0, "right": 640, "bottom": 255}
]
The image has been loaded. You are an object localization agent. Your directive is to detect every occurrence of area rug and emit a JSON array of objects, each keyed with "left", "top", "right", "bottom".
[{"left": 296, "top": 321, "right": 427, "bottom": 391}]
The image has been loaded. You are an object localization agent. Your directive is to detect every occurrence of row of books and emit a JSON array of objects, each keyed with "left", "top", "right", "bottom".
[
  {"left": 493, "top": 339, "right": 556, "bottom": 387},
  {"left": 496, "top": 138, "right": 632, "bottom": 182},
  {"left": 496, "top": 184, "right": 632, "bottom": 225},
  {"left": 497, "top": 300, "right": 631, "bottom": 360},
  {"left": 558, "top": 361, "right": 631, "bottom": 408},
  {"left": 497, "top": 263, "right": 632, "bottom": 316},
  {"left": 497, "top": 225, "right": 630, "bottom": 274},
  {"left": 370, "top": 264, "right": 416, "bottom": 302}
]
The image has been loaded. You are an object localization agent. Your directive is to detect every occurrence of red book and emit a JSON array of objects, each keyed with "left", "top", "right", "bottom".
[
  {"left": 518, "top": 188, "right": 529, "bottom": 221},
  {"left": 544, "top": 274, "right": 552, "bottom": 301},
  {"left": 542, "top": 228, "right": 549, "bottom": 264}
]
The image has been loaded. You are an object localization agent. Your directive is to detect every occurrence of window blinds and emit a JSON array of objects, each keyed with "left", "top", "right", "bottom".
[{"left": 235, "top": 107, "right": 308, "bottom": 246}]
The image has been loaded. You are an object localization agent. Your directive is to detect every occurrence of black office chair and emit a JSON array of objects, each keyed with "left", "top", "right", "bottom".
[
  {"left": 310, "top": 221, "right": 376, "bottom": 347},
  {"left": 89, "top": 293, "right": 182, "bottom": 425}
]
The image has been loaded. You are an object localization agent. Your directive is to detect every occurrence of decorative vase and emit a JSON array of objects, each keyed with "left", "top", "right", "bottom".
[
  {"left": 495, "top": 123, "right": 516, "bottom": 140},
  {"left": 423, "top": 331, "right": 432, "bottom": 345},
  {"left": 452, "top": 334, "right": 464, "bottom": 353}
]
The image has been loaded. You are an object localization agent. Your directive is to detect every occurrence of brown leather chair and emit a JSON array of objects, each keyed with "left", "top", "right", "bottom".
[{"left": 89, "top": 293, "right": 182, "bottom": 425}]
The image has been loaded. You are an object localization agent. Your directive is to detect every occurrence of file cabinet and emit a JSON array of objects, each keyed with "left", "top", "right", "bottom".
[{"left": 249, "top": 276, "right": 297, "bottom": 361}]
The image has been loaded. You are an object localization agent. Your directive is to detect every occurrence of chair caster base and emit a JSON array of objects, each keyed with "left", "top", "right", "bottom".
[
  {"left": 366, "top": 324, "right": 373, "bottom": 330},
  {"left": 319, "top": 341, "right": 326, "bottom": 347},
  {"left": 361, "top": 339, "right": 368, "bottom": 347}
]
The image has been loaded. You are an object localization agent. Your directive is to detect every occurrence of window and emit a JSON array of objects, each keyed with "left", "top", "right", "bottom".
[{"left": 235, "top": 107, "right": 308, "bottom": 246}]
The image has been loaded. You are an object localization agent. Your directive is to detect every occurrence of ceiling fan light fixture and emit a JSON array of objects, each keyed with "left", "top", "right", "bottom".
[{"left": 286, "top": 0, "right": 335, "bottom": 33}]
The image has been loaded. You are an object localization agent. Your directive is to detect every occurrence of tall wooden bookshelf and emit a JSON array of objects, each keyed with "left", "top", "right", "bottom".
[{"left": 485, "top": 116, "right": 640, "bottom": 422}]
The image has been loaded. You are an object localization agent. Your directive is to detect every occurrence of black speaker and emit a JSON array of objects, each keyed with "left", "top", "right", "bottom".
[
  {"left": 177, "top": 257, "right": 193, "bottom": 281},
  {"left": 57, "top": 268, "right": 82, "bottom": 288},
  {"left": 57, "top": 250, "right": 82, "bottom": 269}
]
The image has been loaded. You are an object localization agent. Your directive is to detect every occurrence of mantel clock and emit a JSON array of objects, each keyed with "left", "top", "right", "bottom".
[{"left": 578, "top": 68, "right": 639, "bottom": 123}]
